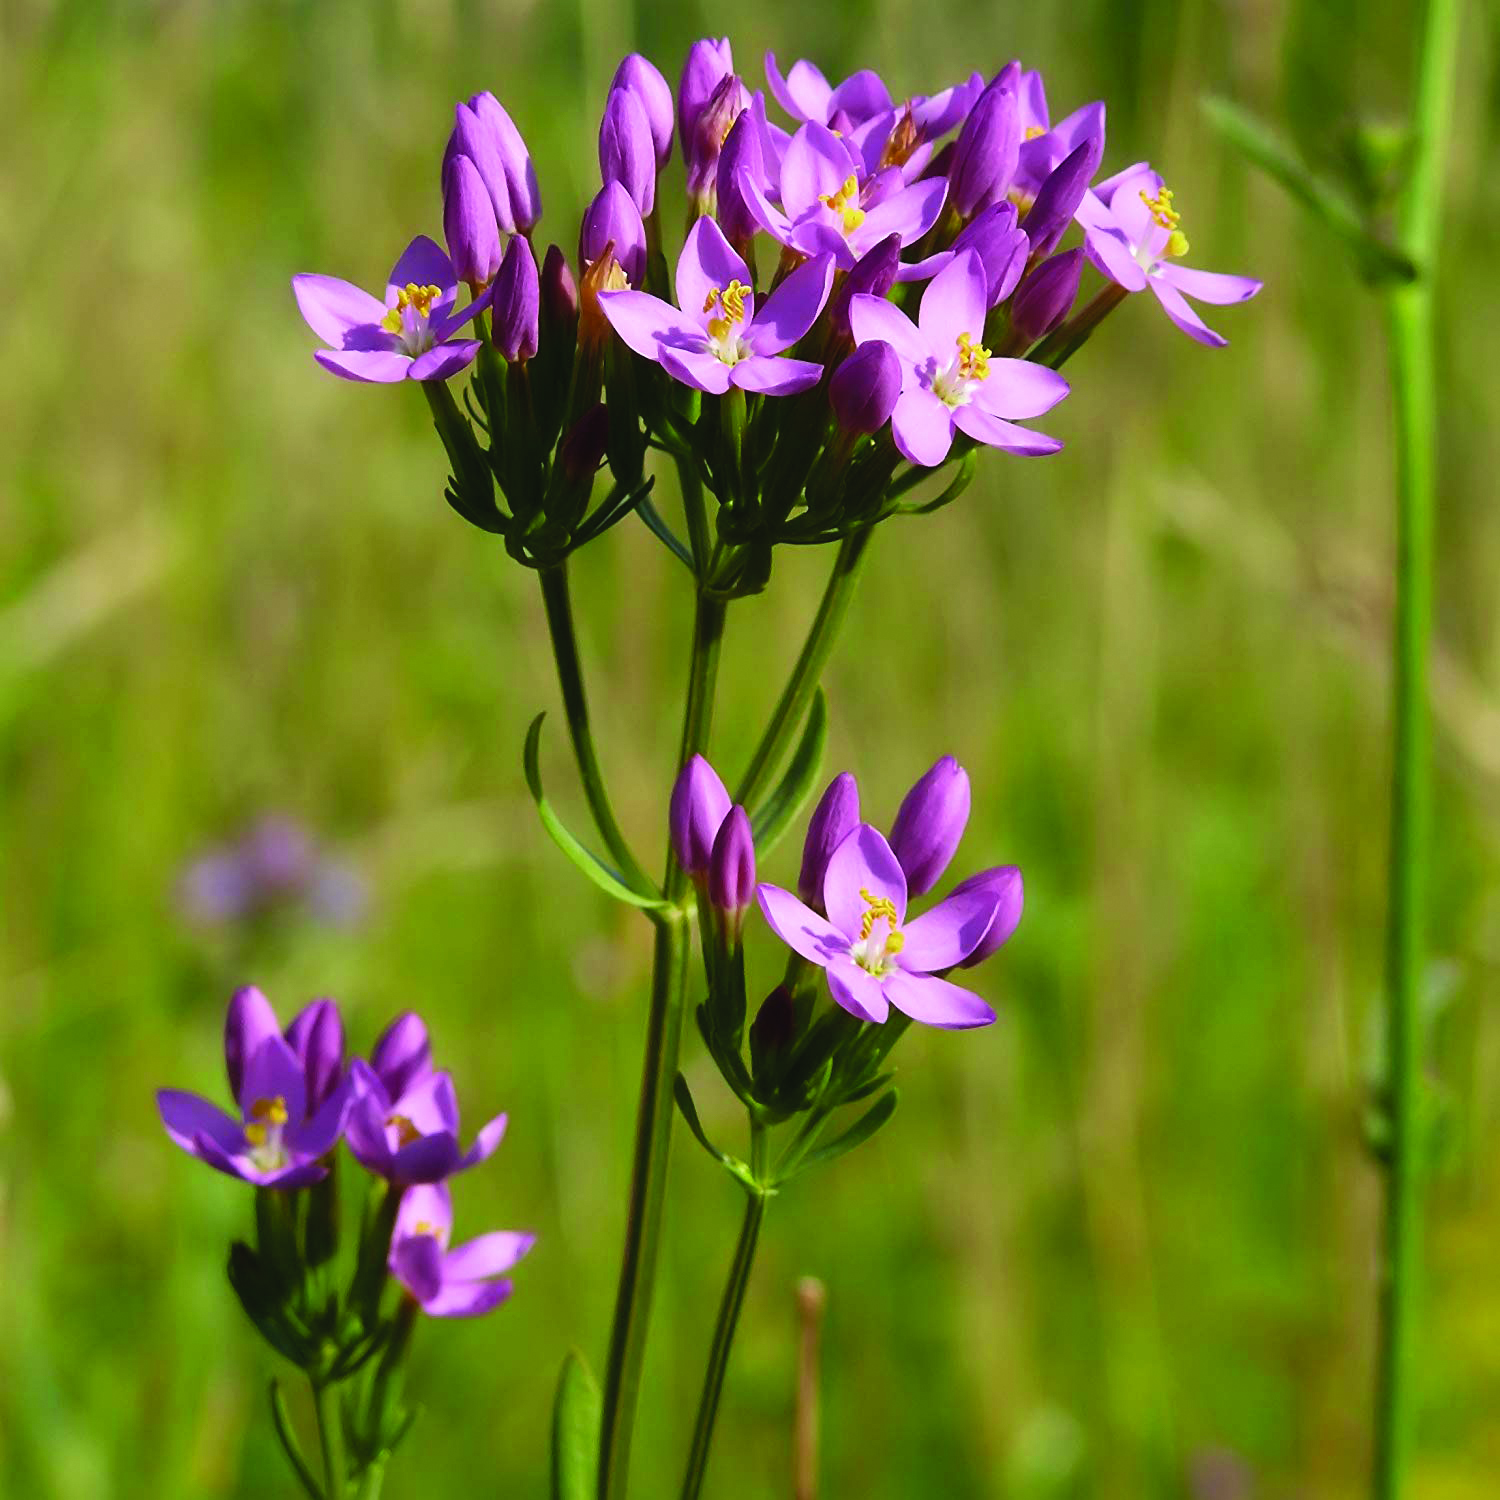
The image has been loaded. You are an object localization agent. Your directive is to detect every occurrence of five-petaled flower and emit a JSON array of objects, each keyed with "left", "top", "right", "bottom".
[
  {"left": 388, "top": 1182, "right": 536, "bottom": 1318},
  {"left": 1077, "top": 163, "right": 1261, "bottom": 346},
  {"left": 850, "top": 248, "right": 1070, "bottom": 465},
  {"left": 294, "top": 236, "right": 484, "bottom": 383},
  {"left": 157, "top": 986, "right": 351, "bottom": 1188},
  {"left": 600, "top": 216, "right": 835, "bottom": 395},
  {"left": 757, "top": 823, "right": 1010, "bottom": 1029}
]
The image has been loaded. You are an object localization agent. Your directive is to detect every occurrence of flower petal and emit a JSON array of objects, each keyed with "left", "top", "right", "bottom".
[
  {"left": 736, "top": 165, "right": 796, "bottom": 244},
  {"left": 883, "top": 969, "right": 996, "bottom": 1029},
  {"left": 746, "top": 252, "right": 834, "bottom": 353},
  {"left": 394, "top": 1182, "right": 454, "bottom": 1247},
  {"left": 158, "top": 1089, "right": 244, "bottom": 1158},
  {"left": 899, "top": 887, "right": 1006, "bottom": 971},
  {"left": 397, "top": 1070, "right": 461, "bottom": 1136},
  {"left": 828, "top": 69, "right": 894, "bottom": 125},
  {"left": 730, "top": 354, "right": 823, "bottom": 395},
  {"left": 847, "top": 293, "right": 927, "bottom": 368},
  {"left": 459, "top": 1111, "right": 508, "bottom": 1169},
  {"left": 659, "top": 344, "right": 734, "bottom": 394},
  {"left": 825, "top": 955, "right": 891, "bottom": 1023},
  {"left": 241, "top": 1034, "right": 306, "bottom": 1127},
  {"left": 1154, "top": 263, "right": 1262, "bottom": 305},
  {"left": 409, "top": 341, "right": 481, "bottom": 382},
  {"left": 387, "top": 235, "right": 457, "bottom": 307},
  {"left": 676, "top": 216, "right": 753, "bottom": 332},
  {"left": 289, "top": 1074, "right": 350, "bottom": 1158},
  {"left": 314, "top": 349, "right": 413, "bottom": 383},
  {"left": 891, "top": 386, "right": 956, "bottom": 466},
  {"left": 292, "top": 275, "right": 389, "bottom": 348},
  {"left": 393, "top": 1232, "right": 446, "bottom": 1304},
  {"left": 1148, "top": 277, "right": 1228, "bottom": 347},
  {"left": 824, "top": 823, "right": 908, "bottom": 934},
  {"left": 756, "top": 883, "right": 851, "bottom": 966},
  {"left": 597, "top": 289, "right": 704, "bottom": 361},
  {"left": 224, "top": 985, "right": 282, "bottom": 1103},
  {"left": 766, "top": 52, "right": 831, "bottom": 123},
  {"left": 952, "top": 403, "right": 1062, "bottom": 455},
  {"left": 973, "top": 358, "right": 1070, "bottom": 419},
  {"left": 855, "top": 178, "right": 948, "bottom": 254},
  {"left": 779, "top": 123, "right": 857, "bottom": 220},
  {"left": 444, "top": 1230, "right": 537, "bottom": 1283},
  {"left": 918, "top": 249, "right": 988, "bottom": 353},
  {"left": 391, "top": 1131, "right": 464, "bottom": 1185},
  {"left": 423, "top": 1278, "right": 515, "bottom": 1318}
]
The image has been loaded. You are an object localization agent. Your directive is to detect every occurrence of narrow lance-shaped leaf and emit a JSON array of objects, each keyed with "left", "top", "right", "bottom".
[
  {"left": 673, "top": 1073, "right": 760, "bottom": 1192},
  {"left": 523, "top": 714, "right": 668, "bottom": 909},
  {"left": 749, "top": 689, "right": 828, "bottom": 858},
  {"left": 778, "top": 1089, "right": 900, "bottom": 1185},
  {"left": 551, "top": 1350, "right": 602, "bottom": 1500},
  {"left": 635, "top": 493, "right": 696, "bottom": 571}
]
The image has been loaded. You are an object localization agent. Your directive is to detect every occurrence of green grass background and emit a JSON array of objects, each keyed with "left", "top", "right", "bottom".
[{"left": 3, "top": 0, "right": 1498, "bottom": 1495}]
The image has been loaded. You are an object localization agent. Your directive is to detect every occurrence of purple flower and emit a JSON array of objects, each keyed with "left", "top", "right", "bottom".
[
  {"left": 670, "top": 753, "right": 732, "bottom": 877},
  {"left": 828, "top": 234, "right": 901, "bottom": 339},
  {"left": 1077, "top": 164, "right": 1262, "bottom": 346},
  {"left": 447, "top": 100, "right": 517, "bottom": 235},
  {"left": 542, "top": 243, "right": 579, "bottom": 325},
  {"left": 756, "top": 824, "right": 1002, "bottom": 1029},
  {"left": 1021, "top": 138, "right": 1102, "bottom": 259},
  {"left": 830, "top": 341, "right": 902, "bottom": 434},
  {"left": 468, "top": 91, "right": 541, "bottom": 233},
  {"left": 738, "top": 122, "right": 948, "bottom": 269},
  {"left": 678, "top": 37, "right": 736, "bottom": 157},
  {"left": 896, "top": 201, "right": 1030, "bottom": 304},
  {"left": 1014, "top": 80, "right": 1106, "bottom": 205},
  {"left": 949, "top": 74, "right": 1021, "bottom": 219},
  {"left": 686, "top": 73, "right": 749, "bottom": 211},
  {"left": 368, "top": 1011, "right": 433, "bottom": 1101},
  {"left": 600, "top": 85, "right": 658, "bottom": 217},
  {"left": 716, "top": 99, "right": 773, "bottom": 251},
  {"left": 708, "top": 805, "right": 756, "bottom": 918},
  {"left": 612, "top": 53, "right": 675, "bottom": 167},
  {"left": 157, "top": 986, "right": 350, "bottom": 1188},
  {"left": 284, "top": 997, "right": 346, "bottom": 1113},
  {"left": 1010, "top": 248, "right": 1083, "bottom": 343},
  {"left": 580, "top": 181, "right": 647, "bottom": 288},
  {"left": 443, "top": 153, "right": 503, "bottom": 290},
  {"left": 798, "top": 772, "right": 861, "bottom": 911},
  {"left": 389, "top": 1182, "right": 535, "bottom": 1318},
  {"left": 293, "top": 236, "right": 483, "bottom": 384},
  {"left": 492, "top": 234, "right": 540, "bottom": 362},
  {"left": 764, "top": 52, "right": 894, "bottom": 128},
  {"left": 948, "top": 866, "right": 1024, "bottom": 967},
  {"left": 889, "top": 755, "right": 972, "bottom": 895},
  {"left": 849, "top": 249, "right": 1069, "bottom": 465},
  {"left": 345, "top": 1051, "right": 506, "bottom": 1186},
  {"left": 599, "top": 216, "right": 834, "bottom": 396}
]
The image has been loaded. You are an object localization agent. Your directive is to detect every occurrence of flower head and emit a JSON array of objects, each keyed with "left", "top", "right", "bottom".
[
  {"left": 612, "top": 53, "right": 675, "bottom": 167},
  {"left": 830, "top": 340, "right": 902, "bottom": 434},
  {"left": 600, "top": 85, "right": 658, "bottom": 217},
  {"left": 579, "top": 181, "right": 647, "bottom": 289},
  {"left": 670, "top": 754, "right": 732, "bottom": 877},
  {"left": 889, "top": 754, "right": 971, "bottom": 896},
  {"left": 850, "top": 249, "right": 1069, "bottom": 465},
  {"left": 491, "top": 233, "right": 540, "bottom": 362},
  {"left": 1077, "top": 163, "right": 1261, "bottom": 346},
  {"left": 764, "top": 52, "right": 894, "bottom": 129},
  {"left": 798, "top": 772, "right": 861, "bottom": 911},
  {"left": 443, "top": 153, "right": 503, "bottom": 290},
  {"left": 600, "top": 216, "right": 834, "bottom": 396},
  {"left": 949, "top": 71, "right": 1022, "bottom": 219},
  {"left": 157, "top": 986, "right": 351, "bottom": 1188},
  {"left": 293, "top": 237, "right": 483, "bottom": 384},
  {"left": 389, "top": 1182, "right": 535, "bottom": 1318}
]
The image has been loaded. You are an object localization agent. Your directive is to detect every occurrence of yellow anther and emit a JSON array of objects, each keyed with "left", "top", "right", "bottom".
[
  {"left": 956, "top": 331, "right": 990, "bottom": 382},
  {"left": 381, "top": 282, "right": 443, "bottom": 332},
  {"left": 386, "top": 1113, "right": 422, "bottom": 1146},
  {"left": 885, "top": 931, "right": 906, "bottom": 955},
  {"left": 1024, "top": 125, "right": 1046, "bottom": 141},
  {"left": 1139, "top": 185, "right": 1180, "bottom": 232},
  {"left": 702, "top": 279, "right": 751, "bottom": 327},
  {"left": 250, "top": 1096, "right": 289, "bottom": 1125},
  {"left": 818, "top": 174, "right": 867, "bottom": 235},
  {"left": 414, "top": 1219, "right": 440, "bottom": 1237},
  {"left": 858, "top": 887, "right": 901, "bottom": 941},
  {"left": 1166, "top": 229, "right": 1190, "bottom": 258}
]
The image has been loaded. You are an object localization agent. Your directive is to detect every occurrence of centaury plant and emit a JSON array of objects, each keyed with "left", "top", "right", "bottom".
[{"left": 160, "top": 36, "right": 1260, "bottom": 1499}]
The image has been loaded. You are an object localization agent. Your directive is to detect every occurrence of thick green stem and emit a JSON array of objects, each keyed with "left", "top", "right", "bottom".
[
  {"left": 735, "top": 529, "right": 872, "bottom": 807},
  {"left": 355, "top": 1465, "right": 386, "bottom": 1500},
  {"left": 598, "top": 585, "right": 726, "bottom": 1500},
  {"left": 679, "top": 1126, "right": 769, "bottom": 1500},
  {"left": 538, "top": 561, "right": 657, "bottom": 898},
  {"left": 1373, "top": 1, "right": 1461, "bottom": 1496},
  {"left": 312, "top": 1378, "right": 345, "bottom": 1500}
]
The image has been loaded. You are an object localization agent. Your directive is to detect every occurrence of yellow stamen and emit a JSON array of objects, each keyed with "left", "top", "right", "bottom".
[
  {"left": 956, "top": 331, "right": 990, "bottom": 382},
  {"left": 858, "top": 887, "right": 900, "bottom": 941},
  {"left": 413, "top": 1219, "right": 441, "bottom": 1237},
  {"left": 1024, "top": 125, "right": 1046, "bottom": 141},
  {"left": 1139, "top": 185, "right": 1180, "bottom": 231},
  {"left": 1166, "top": 229, "right": 1190, "bottom": 258},
  {"left": 387, "top": 1113, "right": 421, "bottom": 1146},
  {"left": 381, "top": 282, "right": 443, "bottom": 333},
  {"left": 818, "top": 174, "right": 867, "bottom": 235},
  {"left": 244, "top": 1095, "right": 288, "bottom": 1147}
]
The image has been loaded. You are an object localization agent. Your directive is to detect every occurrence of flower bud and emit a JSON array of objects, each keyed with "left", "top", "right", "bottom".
[
  {"left": 285, "top": 998, "right": 345, "bottom": 1111},
  {"left": 828, "top": 234, "right": 901, "bottom": 339},
  {"left": 1021, "top": 137, "right": 1101, "bottom": 259},
  {"left": 687, "top": 73, "right": 747, "bottom": 210},
  {"left": 950, "top": 866, "right": 1024, "bottom": 967},
  {"left": 447, "top": 101, "right": 514, "bottom": 233},
  {"left": 830, "top": 342, "right": 902, "bottom": 435},
  {"left": 949, "top": 75, "right": 1021, "bottom": 219},
  {"left": 224, "top": 984, "right": 280, "bottom": 1101},
  {"left": 491, "top": 233, "right": 540, "bottom": 361},
  {"left": 709, "top": 804, "right": 756, "bottom": 918},
  {"left": 798, "top": 772, "right": 860, "bottom": 910},
  {"left": 558, "top": 402, "right": 610, "bottom": 484},
  {"left": 715, "top": 105, "right": 765, "bottom": 251},
  {"left": 613, "top": 53, "right": 675, "bottom": 167},
  {"left": 540, "top": 243, "right": 578, "bottom": 335},
  {"left": 951, "top": 201, "right": 1028, "bottom": 308},
  {"left": 1010, "top": 247, "right": 1083, "bottom": 343},
  {"left": 470, "top": 90, "right": 542, "bottom": 232},
  {"left": 579, "top": 180, "right": 646, "bottom": 288},
  {"left": 678, "top": 37, "right": 735, "bottom": 156},
  {"left": 889, "top": 755, "right": 971, "bottom": 896},
  {"left": 749, "top": 984, "right": 797, "bottom": 1062},
  {"left": 599, "top": 85, "right": 658, "bottom": 216},
  {"left": 443, "top": 153, "right": 503, "bottom": 290},
  {"left": 369, "top": 1011, "right": 432, "bottom": 1101},
  {"left": 669, "top": 754, "right": 731, "bottom": 877}
]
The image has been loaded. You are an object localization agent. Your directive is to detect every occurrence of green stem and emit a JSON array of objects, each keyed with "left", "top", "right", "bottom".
[
  {"left": 598, "top": 582, "right": 727, "bottom": 1500},
  {"left": 1373, "top": 1, "right": 1461, "bottom": 1496},
  {"left": 735, "top": 529, "right": 873, "bottom": 807},
  {"left": 311, "top": 1378, "right": 346, "bottom": 1500},
  {"left": 354, "top": 1465, "right": 386, "bottom": 1500},
  {"left": 538, "top": 561, "right": 657, "bottom": 898},
  {"left": 679, "top": 1125, "right": 769, "bottom": 1500},
  {"left": 269, "top": 1379, "right": 324, "bottom": 1499}
]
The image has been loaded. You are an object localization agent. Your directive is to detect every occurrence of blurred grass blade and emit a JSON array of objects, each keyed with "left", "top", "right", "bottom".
[
  {"left": 523, "top": 715, "right": 668, "bottom": 909},
  {"left": 779, "top": 1090, "right": 899, "bottom": 1184},
  {"left": 749, "top": 688, "right": 829, "bottom": 857},
  {"left": 551, "top": 1351, "right": 601, "bottom": 1500},
  {"left": 1201, "top": 96, "right": 1416, "bottom": 284}
]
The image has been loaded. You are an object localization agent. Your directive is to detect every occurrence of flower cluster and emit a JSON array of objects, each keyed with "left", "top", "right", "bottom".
[{"left": 294, "top": 42, "right": 1259, "bottom": 580}]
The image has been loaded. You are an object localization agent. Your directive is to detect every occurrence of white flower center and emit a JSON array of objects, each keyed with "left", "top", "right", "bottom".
[
  {"left": 926, "top": 331, "right": 991, "bottom": 408},
  {"left": 850, "top": 887, "right": 906, "bottom": 975},
  {"left": 382, "top": 282, "right": 442, "bottom": 356},
  {"left": 244, "top": 1095, "right": 290, "bottom": 1172}
]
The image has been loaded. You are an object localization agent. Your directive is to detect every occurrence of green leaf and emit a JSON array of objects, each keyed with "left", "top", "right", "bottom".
[
  {"left": 635, "top": 494, "right": 695, "bottom": 571},
  {"left": 551, "top": 1350, "right": 602, "bottom": 1500},
  {"left": 895, "top": 448, "right": 978, "bottom": 515},
  {"left": 673, "top": 1073, "right": 760, "bottom": 1192},
  {"left": 748, "top": 689, "right": 828, "bottom": 858},
  {"left": 523, "top": 715, "right": 667, "bottom": 910},
  {"left": 268, "top": 1380, "right": 324, "bottom": 1499},
  {"left": 778, "top": 1089, "right": 899, "bottom": 1184},
  {"left": 1201, "top": 96, "right": 1416, "bottom": 285}
]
